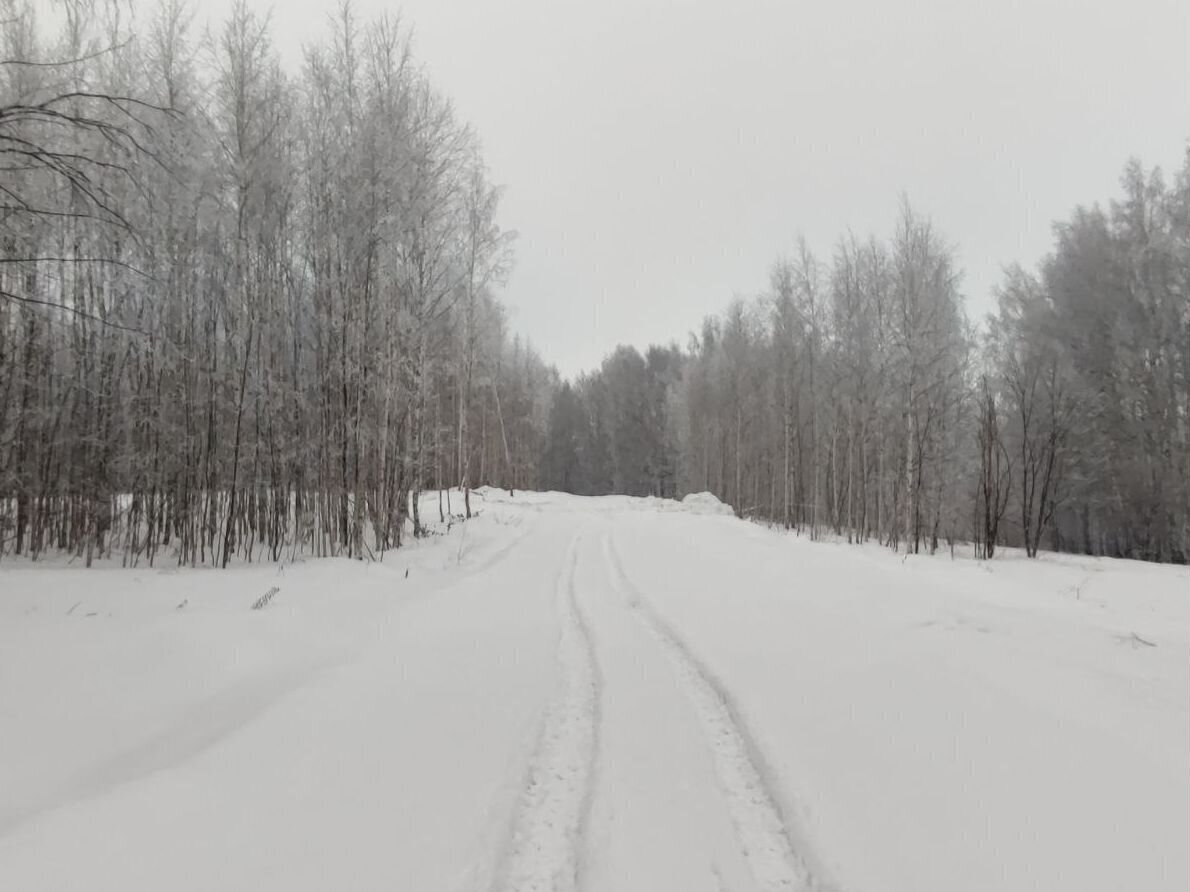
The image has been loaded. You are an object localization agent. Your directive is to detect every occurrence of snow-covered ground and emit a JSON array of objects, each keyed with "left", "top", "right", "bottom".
[{"left": 1, "top": 491, "right": 1186, "bottom": 891}]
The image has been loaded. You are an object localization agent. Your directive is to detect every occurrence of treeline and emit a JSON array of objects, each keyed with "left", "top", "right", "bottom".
[
  {"left": 543, "top": 159, "right": 1190, "bottom": 564},
  {"left": 0, "top": 0, "right": 554, "bottom": 566},
  {"left": 3, "top": 3, "right": 1185, "bottom": 568}
]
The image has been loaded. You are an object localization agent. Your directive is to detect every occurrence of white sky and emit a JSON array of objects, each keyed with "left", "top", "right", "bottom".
[{"left": 219, "top": 0, "right": 1187, "bottom": 377}]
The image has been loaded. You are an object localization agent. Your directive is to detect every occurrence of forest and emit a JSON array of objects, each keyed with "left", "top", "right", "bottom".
[
  {"left": 1, "top": 1, "right": 1187, "bottom": 565},
  {"left": 544, "top": 174, "right": 1190, "bottom": 564},
  {"left": 0, "top": 0, "right": 555, "bottom": 566}
]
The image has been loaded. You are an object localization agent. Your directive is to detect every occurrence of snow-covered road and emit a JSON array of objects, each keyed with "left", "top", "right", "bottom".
[{"left": 2, "top": 491, "right": 1187, "bottom": 891}]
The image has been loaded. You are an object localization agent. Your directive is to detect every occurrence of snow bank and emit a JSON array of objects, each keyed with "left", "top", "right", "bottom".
[
  {"left": 679, "top": 491, "right": 735, "bottom": 516},
  {"left": 509, "top": 489, "right": 737, "bottom": 517}
]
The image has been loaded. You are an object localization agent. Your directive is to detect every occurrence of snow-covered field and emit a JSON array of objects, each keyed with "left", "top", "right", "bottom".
[{"left": 1, "top": 490, "right": 1186, "bottom": 891}]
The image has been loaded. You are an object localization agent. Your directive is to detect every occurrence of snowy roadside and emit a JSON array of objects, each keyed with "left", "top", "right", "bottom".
[
  {"left": 0, "top": 491, "right": 558, "bottom": 892},
  {"left": 611, "top": 504, "right": 1189, "bottom": 892}
]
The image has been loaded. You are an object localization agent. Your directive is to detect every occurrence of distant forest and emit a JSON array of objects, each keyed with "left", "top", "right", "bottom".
[
  {"left": 542, "top": 164, "right": 1189, "bottom": 565},
  {"left": 1, "top": 1, "right": 1186, "bottom": 565}
]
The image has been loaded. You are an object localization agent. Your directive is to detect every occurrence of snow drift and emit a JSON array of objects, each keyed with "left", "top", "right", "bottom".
[{"left": 680, "top": 491, "right": 736, "bottom": 516}]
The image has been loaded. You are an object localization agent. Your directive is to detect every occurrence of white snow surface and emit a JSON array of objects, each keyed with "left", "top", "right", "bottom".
[
  {"left": 1, "top": 490, "right": 1186, "bottom": 892},
  {"left": 680, "top": 491, "right": 736, "bottom": 515}
]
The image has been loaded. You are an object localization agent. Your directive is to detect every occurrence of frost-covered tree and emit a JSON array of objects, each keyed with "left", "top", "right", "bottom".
[
  {"left": 557, "top": 158, "right": 1187, "bottom": 564},
  {"left": 0, "top": 0, "right": 544, "bottom": 565}
]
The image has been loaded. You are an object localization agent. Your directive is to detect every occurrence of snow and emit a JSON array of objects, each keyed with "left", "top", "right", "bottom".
[
  {"left": 1, "top": 491, "right": 1186, "bottom": 891},
  {"left": 680, "top": 491, "right": 736, "bottom": 515}
]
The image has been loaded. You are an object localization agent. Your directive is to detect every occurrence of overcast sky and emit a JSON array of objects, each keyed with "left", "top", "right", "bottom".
[{"left": 224, "top": 0, "right": 1187, "bottom": 377}]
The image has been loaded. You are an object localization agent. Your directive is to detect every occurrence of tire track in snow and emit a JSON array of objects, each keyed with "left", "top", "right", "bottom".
[
  {"left": 493, "top": 534, "right": 600, "bottom": 892},
  {"left": 467, "top": 514, "right": 535, "bottom": 575},
  {"left": 603, "top": 532, "right": 817, "bottom": 892}
]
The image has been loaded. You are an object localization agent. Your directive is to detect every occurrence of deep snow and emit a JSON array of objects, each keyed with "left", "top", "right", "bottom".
[{"left": 1, "top": 490, "right": 1186, "bottom": 891}]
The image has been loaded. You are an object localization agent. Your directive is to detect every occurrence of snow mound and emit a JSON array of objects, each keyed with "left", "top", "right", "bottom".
[{"left": 680, "top": 492, "right": 735, "bottom": 516}]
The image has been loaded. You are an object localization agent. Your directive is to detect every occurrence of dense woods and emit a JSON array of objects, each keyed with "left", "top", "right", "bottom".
[
  {"left": 2, "top": 3, "right": 1185, "bottom": 567},
  {"left": 543, "top": 164, "right": 1190, "bottom": 564},
  {"left": 0, "top": 1, "right": 552, "bottom": 565}
]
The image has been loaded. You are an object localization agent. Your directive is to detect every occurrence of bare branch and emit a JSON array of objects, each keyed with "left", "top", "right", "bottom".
[
  {"left": 0, "top": 288, "right": 148, "bottom": 335},
  {"left": 0, "top": 41, "right": 133, "bottom": 69}
]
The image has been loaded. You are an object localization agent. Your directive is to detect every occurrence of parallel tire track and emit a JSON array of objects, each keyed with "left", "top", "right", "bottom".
[
  {"left": 603, "top": 533, "right": 816, "bottom": 892},
  {"left": 494, "top": 535, "right": 600, "bottom": 892}
]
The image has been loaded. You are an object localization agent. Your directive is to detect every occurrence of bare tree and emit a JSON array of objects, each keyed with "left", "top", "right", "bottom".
[{"left": 975, "top": 374, "right": 1012, "bottom": 557}]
